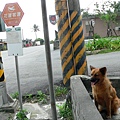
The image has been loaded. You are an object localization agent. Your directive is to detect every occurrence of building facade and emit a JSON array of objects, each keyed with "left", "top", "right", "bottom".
[{"left": 82, "top": 16, "right": 120, "bottom": 39}]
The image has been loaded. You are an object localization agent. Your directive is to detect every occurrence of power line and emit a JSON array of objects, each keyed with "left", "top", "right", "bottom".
[{"left": 86, "top": 0, "right": 96, "bottom": 8}]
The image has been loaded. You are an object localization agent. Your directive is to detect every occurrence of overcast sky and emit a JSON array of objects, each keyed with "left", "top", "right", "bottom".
[{"left": 0, "top": 0, "right": 119, "bottom": 40}]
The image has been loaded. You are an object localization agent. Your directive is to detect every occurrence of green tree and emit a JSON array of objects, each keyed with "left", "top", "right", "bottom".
[
  {"left": 33, "top": 24, "right": 40, "bottom": 40},
  {"left": 94, "top": 1, "right": 118, "bottom": 37},
  {"left": 114, "top": 1, "right": 120, "bottom": 15},
  {"left": 81, "top": 8, "right": 94, "bottom": 18}
]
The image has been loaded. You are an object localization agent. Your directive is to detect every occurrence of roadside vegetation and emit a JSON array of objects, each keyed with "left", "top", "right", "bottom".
[
  {"left": 15, "top": 109, "right": 29, "bottom": 120},
  {"left": 82, "top": 0, "right": 120, "bottom": 54},
  {"left": 85, "top": 36, "right": 120, "bottom": 54},
  {"left": 57, "top": 101, "right": 73, "bottom": 120},
  {"left": 10, "top": 85, "right": 73, "bottom": 120}
]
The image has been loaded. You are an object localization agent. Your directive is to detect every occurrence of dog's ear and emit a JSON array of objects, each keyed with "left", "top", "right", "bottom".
[
  {"left": 100, "top": 67, "right": 107, "bottom": 75},
  {"left": 90, "top": 65, "right": 96, "bottom": 71}
]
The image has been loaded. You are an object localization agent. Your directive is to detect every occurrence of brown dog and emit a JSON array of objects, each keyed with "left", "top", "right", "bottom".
[{"left": 90, "top": 65, "right": 120, "bottom": 119}]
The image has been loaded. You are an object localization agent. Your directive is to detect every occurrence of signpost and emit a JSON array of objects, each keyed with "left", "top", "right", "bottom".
[
  {"left": 41, "top": 0, "right": 57, "bottom": 119},
  {"left": 1, "top": 2, "right": 24, "bottom": 110}
]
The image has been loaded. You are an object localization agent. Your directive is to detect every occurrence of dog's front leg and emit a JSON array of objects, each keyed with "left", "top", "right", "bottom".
[{"left": 106, "top": 99, "right": 111, "bottom": 119}]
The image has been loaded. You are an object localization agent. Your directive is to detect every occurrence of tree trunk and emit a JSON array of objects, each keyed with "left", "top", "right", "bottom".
[
  {"left": 35, "top": 32, "right": 37, "bottom": 40},
  {"left": 107, "top": 22, "right": 112, "bottom": 37}
]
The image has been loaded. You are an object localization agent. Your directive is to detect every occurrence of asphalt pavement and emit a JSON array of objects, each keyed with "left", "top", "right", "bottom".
[{"left": 1, "top": 46, "right": 120, "bottom": 95}]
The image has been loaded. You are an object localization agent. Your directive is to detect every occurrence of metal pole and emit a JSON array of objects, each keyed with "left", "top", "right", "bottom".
[
  {"left": 15, "top": 56, "right": 22, "bottom": 110},
  {"left": 22, "top": 29, "right": 24, "bottom": 40},
  {"left": 41, "top": 0, "right": 57, "bottom": 120}
]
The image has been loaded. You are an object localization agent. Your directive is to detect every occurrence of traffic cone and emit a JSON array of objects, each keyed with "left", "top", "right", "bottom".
[{"left": 0, "top": 52, "right": 18, "bottom": 112}]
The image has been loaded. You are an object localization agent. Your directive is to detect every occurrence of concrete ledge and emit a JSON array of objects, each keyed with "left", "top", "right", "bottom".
[{"left": 70, "top": 75, "right": 103, "bottom": 120}]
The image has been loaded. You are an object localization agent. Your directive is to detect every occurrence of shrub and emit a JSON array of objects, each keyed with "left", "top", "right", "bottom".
[
  {"left": 16, "top": 109, "right": 28, "bottom": 120},
  {"left": 54, "top": 86, "right": 68, "bottom": 97},
  {"left": 85, "top": 37, "right": 120, "bottom": 51},
  {"left": 37, "top": 90, "right": 47, "bottom": 104},
  {"left": 93, "top": 33, "right": 101, "bottom": 39}
]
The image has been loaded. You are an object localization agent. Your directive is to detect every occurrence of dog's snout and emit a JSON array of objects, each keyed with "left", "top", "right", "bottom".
[{"left": 91, "top": 77, "right": 97, "bottom": 82}]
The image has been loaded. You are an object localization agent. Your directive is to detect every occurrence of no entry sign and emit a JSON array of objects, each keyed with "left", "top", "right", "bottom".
[{"left": 1, "top": 2, "right": 24, "bottom": 26}]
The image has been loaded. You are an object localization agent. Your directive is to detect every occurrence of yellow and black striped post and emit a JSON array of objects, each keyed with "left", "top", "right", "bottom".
[
  {"left": 55, "top": 0, "right": 88, "bottom": 85},
  {"left": 0, "top": 52, "right": 5, "bottom": 82},
  {"left": 55, "top": 0, "right": 75, "bottom": 85},
  {"left": 68, "top": 0, "right": 88, "bottom": 75},
  {"left": 0, "top": 52, "right": 18, "bottom": 111},
  {"left": 0, "top": 52, "right": 8, "bottom": 105}
]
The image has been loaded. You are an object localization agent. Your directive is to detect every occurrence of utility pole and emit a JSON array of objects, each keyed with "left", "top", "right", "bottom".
[
  {"left": 68, "top": 0, "right": 88, "bottom": 75},
  {"left": 55, "top": 0, "right": 75, "bottom": 86},
  {"left": 55, "top": 0, "right": 88, "bottom": 85}
]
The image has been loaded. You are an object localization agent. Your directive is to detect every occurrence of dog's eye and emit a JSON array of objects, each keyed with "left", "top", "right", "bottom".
[{"left": 95, "top": 74, "right": 99, "bottom": 76}]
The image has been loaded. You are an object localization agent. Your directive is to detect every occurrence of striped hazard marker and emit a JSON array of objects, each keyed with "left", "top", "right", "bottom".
[
  {"left": 70, "top": 11, "right": 87, "bottom": 75},
  {"left": 0, "top": 52, "right": 18, "bottom": 111},
  {"left": 0, "top": 52, "right": 5, "bottom": 82},
  {"left": 55, "top": 0, "right": 75, "bottom": 85},
  {"left": 55, "top": 0, "right": 88, "bottom": 85}
]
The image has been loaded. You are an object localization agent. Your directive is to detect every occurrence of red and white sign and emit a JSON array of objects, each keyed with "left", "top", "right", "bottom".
[{"left": 1, "top": 2, "right": 24, "bottom": 26}]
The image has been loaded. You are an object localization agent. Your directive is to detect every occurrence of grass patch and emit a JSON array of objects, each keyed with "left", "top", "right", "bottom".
[
  {"left": 11, "top": 90, "right": 48, "bottom": 104},
  {"left": 57, "top": 100, "right": 73, "bottom": 120},
  {"left": 11, "top": 86, "right": 68, "bottom": 104},
  {"left": 98, "top": 49, "right": 118, "bottom": 54},
  {"left": 11, "top": 85, "right": 71, "bottom": 119},
  {"left": 36, "top": 90, "right": 47, "bottom": 104},
  {"left": 54, "top": 85, "right": 68, "bottom": 97},
  {"left": 11, "top": 92, "right": 19, "bottom": 99},
  {"left": 16, "top": 109, "right": 29, "bottom": 120}
]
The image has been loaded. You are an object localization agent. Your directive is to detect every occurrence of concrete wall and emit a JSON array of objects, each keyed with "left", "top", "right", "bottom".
[{"left": 70, "top": 75, "right": 103, "bottom": 120}]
